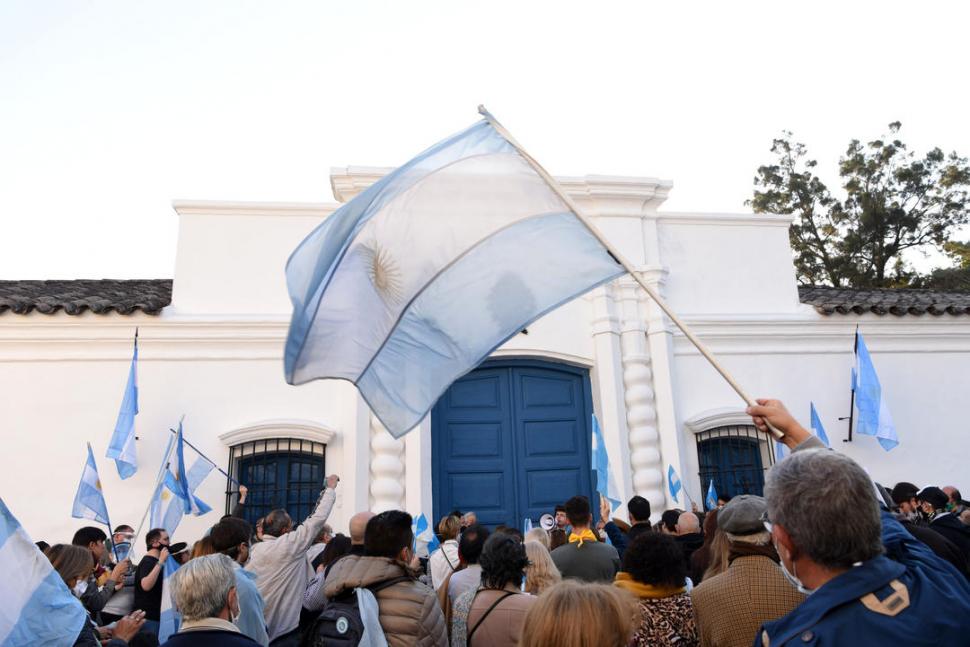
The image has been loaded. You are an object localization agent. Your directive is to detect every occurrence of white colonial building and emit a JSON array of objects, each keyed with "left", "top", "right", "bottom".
[{"left": 3, "top": 169, "right": 969, "bottom": 543}]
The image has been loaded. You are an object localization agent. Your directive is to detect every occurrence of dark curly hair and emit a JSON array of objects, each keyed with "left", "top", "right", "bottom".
[
  {"left": 480, "top": 533, "right": 529, "bottom": 589},
  {"left": 622, "top": 532, "right": 686, "bottom": 588}
]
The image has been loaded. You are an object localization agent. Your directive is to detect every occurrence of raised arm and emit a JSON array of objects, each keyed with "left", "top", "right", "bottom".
[{"left": 275, "top": 474, "right": 339, "bottom": 558}]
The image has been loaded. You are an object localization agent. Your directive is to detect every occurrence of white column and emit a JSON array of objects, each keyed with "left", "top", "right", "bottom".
[
  {"left": 369, "top": 412, "right": 406, "bottom": 512},
  {"left": 589, "top": 283, "right": 634, "bottom": 503},
  {"left": 617, "top": 276, "right": 665, "bottom": 518}
]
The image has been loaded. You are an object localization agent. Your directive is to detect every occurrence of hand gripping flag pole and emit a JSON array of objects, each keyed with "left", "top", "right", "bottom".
[{"left": 478, "top": 106, "right": 783, "bottom": 440}]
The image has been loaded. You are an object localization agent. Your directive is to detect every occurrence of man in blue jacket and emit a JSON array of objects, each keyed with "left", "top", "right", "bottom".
[{"left": 747, "top": 399, "right": 970, "bottom": 646}]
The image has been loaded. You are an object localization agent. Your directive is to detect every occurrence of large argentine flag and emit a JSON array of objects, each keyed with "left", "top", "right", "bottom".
[
  {"left": 854, "top": 331, "right": 899, "bottom": 451},
  {"left": 0, "top": 498, "right": 89, "bottom": 646},
  {"left": 285, "top": 119, "right": 625, "bottom": 437}
]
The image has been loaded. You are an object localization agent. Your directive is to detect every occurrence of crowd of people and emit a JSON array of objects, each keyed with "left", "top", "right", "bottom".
[{"left": 38, "top": 399, "right": 970, "bottom": 646}]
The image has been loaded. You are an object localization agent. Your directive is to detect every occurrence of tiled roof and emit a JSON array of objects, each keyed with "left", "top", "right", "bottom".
[
  {"left": 0, "top": 280, "right": 173, "bottom": 315},
  {"left": 798, "top": 285, "right": 970, "bottom": 316}
]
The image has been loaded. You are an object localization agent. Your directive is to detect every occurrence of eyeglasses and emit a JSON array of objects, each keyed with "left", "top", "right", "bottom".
[{"left": 760, "top": 511, "right": 772, "bottom": 533}]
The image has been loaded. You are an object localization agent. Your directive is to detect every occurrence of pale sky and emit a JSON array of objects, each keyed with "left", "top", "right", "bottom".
[{"left": 2, "top": 1, "right": 968, "bottom": 279}]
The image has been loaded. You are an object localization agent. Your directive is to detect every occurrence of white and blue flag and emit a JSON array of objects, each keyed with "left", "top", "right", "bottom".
[
  {"left": 523, "top": 517, "right": 534, "bottom": 535},
  {"left": 72, "top": 442, "right": 110, "bottom": 526},
  {"left": 150, "top": 428, "right": 214, "bottom": 535},
  {"left": 854, "top": 331, "right": 899, "bottom": 451},
  {"left": 706, "top": 480, "right": 718, "bottom": 511},
  {"left": 810, "top": 402, "right": 830, "bottom": 446},
  {"left": 106, "top": 332, "right": 139, "bottom": 479},
  {"left": 667, "top": 465, "right": 682, "bottom": 504},
  {"left": 0, "top": 497, "right": 89, "bottom": 646},
  {"left": 591, "top": 414, "right": 621, "bottom": 510},
  {"left": 412, "top": 513, "right": 440, "bottom": 557},
  {"left": 775, "top": 440, "right": 787, "bottom": 461},
  {"left": 158, "top": 558, "right": 181, "bottom": 642},
  {"left": 284, "top": 117, "right": 625, "bottom": 437}
]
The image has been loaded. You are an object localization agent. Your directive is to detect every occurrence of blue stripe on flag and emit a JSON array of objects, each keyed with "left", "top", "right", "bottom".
[
  {"left": 0, "top": 498, "right": 88, "bottom": 647},
  {"left": 106, "top": 337, "right": 138, "bottom": 479}
]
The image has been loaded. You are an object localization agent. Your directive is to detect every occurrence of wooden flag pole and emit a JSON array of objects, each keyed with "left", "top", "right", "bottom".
[{"left": 478, "top": 105, "right": 783, "bottom": 440}]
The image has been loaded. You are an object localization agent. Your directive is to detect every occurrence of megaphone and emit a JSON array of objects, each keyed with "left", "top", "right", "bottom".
[{"left": 539, "top": 513, "right": 556, "bottom": 531}]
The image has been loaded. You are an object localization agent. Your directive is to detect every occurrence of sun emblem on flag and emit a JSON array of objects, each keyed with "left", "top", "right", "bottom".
[
  {"left": 96, "top": 479, "right": 102, "bottom": 490},
  {"left": 360, "top": 241, "right": 404, "bottom": 304}
]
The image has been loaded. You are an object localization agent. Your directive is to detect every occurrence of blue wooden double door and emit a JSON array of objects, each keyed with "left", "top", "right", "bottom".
[{"left": 432, "top": 360, "right": 595, "bottom": 528}]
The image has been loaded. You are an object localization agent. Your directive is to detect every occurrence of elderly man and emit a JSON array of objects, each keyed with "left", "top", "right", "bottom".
[
  {"left": 691, "top": 495, "right": 804, "bottom": 647},
  {"left": 748, "top": 399, "right": 970, "bottom": 646},
  {"left": 245, "top": 474, "right": 339, "bottom": 645},
  {"left": 674, "top": 512, "right": 704, "bottom": 568},
  {"left": 162, "top": 553, "right": 259, "bottom": 646}
]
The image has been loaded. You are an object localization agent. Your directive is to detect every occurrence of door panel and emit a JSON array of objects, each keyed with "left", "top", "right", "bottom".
[{"left": 432, "top": 360, "right": 594, "bottom": 528}]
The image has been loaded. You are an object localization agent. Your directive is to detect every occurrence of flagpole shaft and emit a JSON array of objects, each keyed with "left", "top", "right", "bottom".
[
  {"left": 168, "top": 428, "right": 240, "bottom": 486},
  {"left": 845, "top": 326, "right": 858, "bottom": 443},
  {"left": 129, "top": 437, "right": 176, "bottom": 562},
  {"left": 478, "top": 106, "right": 783, "bottom": 440}
]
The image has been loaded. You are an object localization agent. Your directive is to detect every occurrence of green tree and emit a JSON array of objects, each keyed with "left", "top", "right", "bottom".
[
  {"left": 920, "top": 240, "right": 970, "bottom": 290},
  {"left": 749, "top": 123, "right": 970, "bottom": 288}
]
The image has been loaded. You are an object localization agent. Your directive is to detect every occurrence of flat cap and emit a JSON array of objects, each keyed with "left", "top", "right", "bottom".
[
  {"left": 918, "top": 486, "right": 948, "bottom": 510},
  {"left": 718, "top": 495, "right": 767, "bottom": 535}
]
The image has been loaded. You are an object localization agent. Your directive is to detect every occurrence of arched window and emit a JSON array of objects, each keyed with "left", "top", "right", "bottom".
[
  {"left": 219, "top": 421, "right": 336, "bottom": 526},
  {"left": 685, "top": 409, "right": 777, "bottom": 499}
]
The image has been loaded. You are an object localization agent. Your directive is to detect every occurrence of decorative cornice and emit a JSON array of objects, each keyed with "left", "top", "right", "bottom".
[
  {"left": 657, "top": 212, "right": 795, "bottom": 227},
  {"left": 328, "top": 167, "right": 674, "bottom": 215},
  {"left": 683, "top": 408, "right": 753, "bottom": 434},
  {"left": 218, "top": 419, "right": 337, "bottom": 446},
  {"left": 172, "top": 200, "right": 339, "bottom": 218}
]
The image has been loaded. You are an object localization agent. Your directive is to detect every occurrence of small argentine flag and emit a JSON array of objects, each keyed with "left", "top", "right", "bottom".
[
  {"left": 810, "top": 402, "right": 830, "bottom": 446},
  {"left": 72, "top": 442, "right": 110, "bottom": 525},
  {"left": 706, "top": 480, "right": 718, "bottom": 511},
  {"left": 158, "top": 557, "right": 181, "bottom": 642},
  {"left": 591, "top": 414, "right": 621, "bottom": 510},
  {"left": 412, "top": 513, "right": 440, "bottom": 557},
  {"left": 0, "top": 497, "right": 89, "bottom": 646},
  {"left": 853, "top": 331, "right": 898, "bottom": 451},
  {"left": 106, "top": 331, "right": 139, "bottom": 479},
  {"left": 667, "top": 465, "right": 682, "bottom": 504}
]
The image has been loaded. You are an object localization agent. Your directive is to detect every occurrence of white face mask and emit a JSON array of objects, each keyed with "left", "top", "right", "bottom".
[
  {"left": 775, "top": 542, "right": 815, "bottom": 596},
  {"left": 72, "top": 579, "right": 88, "bottom": 597}
]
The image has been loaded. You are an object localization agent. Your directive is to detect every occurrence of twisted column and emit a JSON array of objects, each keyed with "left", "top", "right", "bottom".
[
  {"left": 617, "top": 276, "right": 665, "bottom": 513},
  {"left": 369, "top": 412, "right": 406, "bottom": 512}
]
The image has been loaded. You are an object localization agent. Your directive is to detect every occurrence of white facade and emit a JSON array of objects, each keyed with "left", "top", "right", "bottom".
[{"left": 3, "top": 169, "right": 969, "bottom": 544}]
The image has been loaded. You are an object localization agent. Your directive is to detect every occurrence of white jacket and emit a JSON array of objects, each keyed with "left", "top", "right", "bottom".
[
  {"left": 245, "top": 488, "right": 336, "bottom": 641},
  {"left": 428, "top": 539, "right": 459, "bottom": 590}
]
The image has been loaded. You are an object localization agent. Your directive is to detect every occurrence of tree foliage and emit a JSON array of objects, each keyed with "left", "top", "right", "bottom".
[{"left": 749, "top": 123, "right": 970, "bottom": 288}]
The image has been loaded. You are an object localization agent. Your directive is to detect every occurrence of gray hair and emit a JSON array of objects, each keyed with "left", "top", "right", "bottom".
[
  {"left": 263, "top": 509, "right": 292, "bottom": 537},
  {"left": 170, "top": 553, "right": 236, "bottom": 621},
  {"left": 764, "top": 448, "right": 882, "bottom": 569},
  {"left": 726, "top": 530, "right": 772, "bottom": 546}
]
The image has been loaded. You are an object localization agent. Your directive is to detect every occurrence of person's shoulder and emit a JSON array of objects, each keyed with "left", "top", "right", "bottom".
[{"left": 161, "top": 630, "right": 260, "bottom": 647}]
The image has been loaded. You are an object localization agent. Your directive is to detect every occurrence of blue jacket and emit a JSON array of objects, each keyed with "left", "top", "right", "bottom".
[{"left": 755, "top": 498, "right": 970, "bottom": 645}]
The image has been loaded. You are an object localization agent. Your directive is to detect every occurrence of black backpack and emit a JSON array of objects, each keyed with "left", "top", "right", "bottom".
[{"left": 301, "top": 575, "right": 411, "bottom": 647}]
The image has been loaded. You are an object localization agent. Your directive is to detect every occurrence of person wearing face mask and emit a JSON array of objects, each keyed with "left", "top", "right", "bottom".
[
  {"left": 748, "top": 399, "right": 970, "bottom": 647},
  {"left": 134, "top": 527, "right": 171, "bottom": 637},
  {"left": 210, "top": 517, "right": 269, "bottom": 646},
  {"left": 45, "top": 543, "right": 146, "bottom": 647},
  {"left": 890, "top": 483, "right": 969, "bottom": 580},
  {"left": 322, "top": 510, "right": 448, "bottom": 647},
  {"left": 161, "top": 553, "right": 258, "bottom": 646}
]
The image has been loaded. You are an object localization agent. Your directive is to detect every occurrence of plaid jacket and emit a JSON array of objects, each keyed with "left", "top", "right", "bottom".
[{"left": 691, "top": 555, "right": 804, "bottom": 647}]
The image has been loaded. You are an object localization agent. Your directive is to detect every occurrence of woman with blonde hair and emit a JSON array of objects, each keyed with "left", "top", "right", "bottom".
[
  {"left": 519, "top": 580, "right": 635, "bottom": 647},
  {"left": 524, "top": 527, "right": 550, "bottom": 550},
  {"left": 523, "top": 540, "right": 560, "bottom": 595},
  {"left": 430, "top": 514, "right": 462, "bottom": 589}
]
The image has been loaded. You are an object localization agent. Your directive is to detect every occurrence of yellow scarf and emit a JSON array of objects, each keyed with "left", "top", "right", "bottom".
[
  {"left": 614, "top": 572, "right": 686, "bottom": 599},
  {"left": 568, "top": 528, "right": 598, "bottom": 547}
]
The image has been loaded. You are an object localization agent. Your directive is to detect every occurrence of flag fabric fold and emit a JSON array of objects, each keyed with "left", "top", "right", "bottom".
[
  {"left": 72, "top": 443, "right": 110, "bottom": 526},
  {"left": 158, "top": 558, "right": 181, "bottom": 642},
  {"left": 412, "top": 514, "right": 440, "bottom": 557},
  {"left": 591, "top": 414, "right": 621, "bottom": 510},
  {"left": 667, "top": 465, "right": 682, "bottom": 504},
  {"left": 106, "top": 334, "right": 139, "bottom": 479},
  {"left": 853, "top": 331, "right": 899, "bottom": 451},
  {"left": 284, "top": 119, "right": 625, "bottom": 437},
  {"left": 706, "top": 480, "right": 718, "bottom": 511},
  {"left": 0, "top": 498, "right": 89, "bottom": 646},
  {"left": 810, "top": 402, "right": 830, "bottom": 447}
]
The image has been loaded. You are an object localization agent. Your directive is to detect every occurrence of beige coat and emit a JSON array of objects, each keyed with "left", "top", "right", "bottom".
[
  {"left": 690, "top": 554, "right": 805, "bottom": 647},
  {"left": 324, "top": 555, "right": 448, "bottom": 647},
  {"left": 463, "top": 586, "right": 536, "bottom": 647}
]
